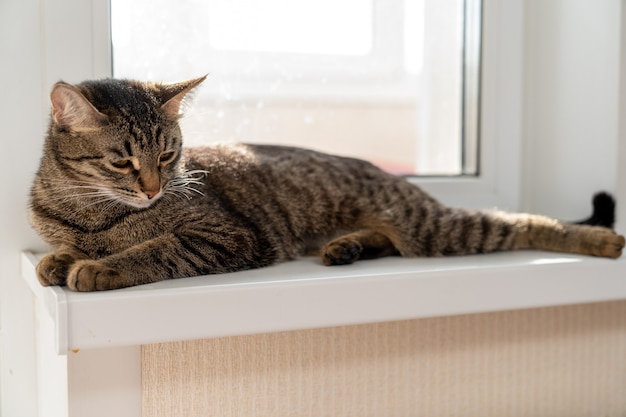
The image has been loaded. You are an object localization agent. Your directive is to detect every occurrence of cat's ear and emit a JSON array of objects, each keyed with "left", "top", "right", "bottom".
[
  {"left": 50, "top": 82, "right": 108, "bottom": 131},
  {"left": 158, "top": 75, "right": 207, "bottom": 118}
]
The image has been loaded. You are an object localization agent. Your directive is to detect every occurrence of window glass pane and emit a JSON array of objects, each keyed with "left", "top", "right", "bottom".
[
  {"left": 208, "top": 0, "right": 373, "bottom": 56},
  {"left": 111, "top": 0, "right": 479, "bottom": 176}
]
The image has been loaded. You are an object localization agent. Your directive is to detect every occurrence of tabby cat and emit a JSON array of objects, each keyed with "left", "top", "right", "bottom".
[{"left": 29, "top": 76, "right": 625, "bottom": 291}]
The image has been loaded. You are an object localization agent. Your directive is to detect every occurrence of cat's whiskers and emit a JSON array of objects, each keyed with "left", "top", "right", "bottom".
[
  {"left": 44, "top": 179, "right": 107, "bottom": 193},
  {"left": 164, "top": 169, "right": 208, "bottom": 200},
  {"left": 92, "top": 197, "right": 126, "bottom": 216},
  {"left": 80, "top": 195, "right": 122, "bottom": 211},
  {"left": 44, "top": 190, "right": 112, "bottom": 205},
  {"left": 43, "top": 180, "right": 126, "bottom": 210}
]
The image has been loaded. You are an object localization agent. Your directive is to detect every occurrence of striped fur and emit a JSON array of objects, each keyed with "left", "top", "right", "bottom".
[{"left": 29, "top": 77, "right": 625, "bottom": 291}]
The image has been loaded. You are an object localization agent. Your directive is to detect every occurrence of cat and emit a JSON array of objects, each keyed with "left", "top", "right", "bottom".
[{"left": 29, "top": 76, "right": 625, "bottom": 291}]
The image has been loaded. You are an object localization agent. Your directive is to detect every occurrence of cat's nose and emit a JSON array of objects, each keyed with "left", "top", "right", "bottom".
[
  {"left": 140, "top": 171, "right": 161, "bottom": 199},
  {"left": 144, "top": 189, "right": 160, "bottom": 199}
]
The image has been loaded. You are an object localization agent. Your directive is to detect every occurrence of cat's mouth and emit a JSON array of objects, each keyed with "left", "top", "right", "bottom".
[
  {"left": 122, "top": 191, "right": 163, "bottom": 209},
  {"left": 118, "top": 190, "right": 164, "bottom": 209}
]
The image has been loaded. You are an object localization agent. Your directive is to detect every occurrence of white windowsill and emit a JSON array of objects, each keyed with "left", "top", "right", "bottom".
[{"left": 21, "top": 250, "right": 626, "bottom": 355}]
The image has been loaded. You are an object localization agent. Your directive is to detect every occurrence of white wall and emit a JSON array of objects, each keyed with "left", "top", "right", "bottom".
[
  {"left": 522, "top": 0, "right": 622, "bottom": 220},
  {"left": 0, "top": 2, "right": 47, "bottom": 416},
  {"left": 616, "top": 0, "right": 626, "bottom": 232},
  {"left": 0, "top": 0, "right": 108, "bottom": 415},
  {"left": 0, "top": 1, "right": 624, "bottom": 415}
]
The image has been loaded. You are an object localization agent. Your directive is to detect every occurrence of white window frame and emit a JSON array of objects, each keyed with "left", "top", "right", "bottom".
[{"left": 414, "top": 0, "right": 523, "bottom": 211}]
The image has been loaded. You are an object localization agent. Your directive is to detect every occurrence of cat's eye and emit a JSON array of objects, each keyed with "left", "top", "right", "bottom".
[
  {"left": 111, "top": 159, "right": 133, "bottom": 171},
  {"left": 159, "top": 152, "right": 176, "bottom": 165}
]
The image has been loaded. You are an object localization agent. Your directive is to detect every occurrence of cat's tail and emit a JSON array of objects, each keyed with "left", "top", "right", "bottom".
[{"left": 574, "top": 191, "right": 616, "bottom": 229}]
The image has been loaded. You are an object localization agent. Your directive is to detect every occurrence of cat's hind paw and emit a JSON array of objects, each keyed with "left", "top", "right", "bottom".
[
  {"left": 597, "top": 231, "right": 625, "bottom": 259},
  {"left": 321, "top": 238, "right": 363, "bottom": 266},
  {"left": 576, "top": 226, "right": 625, "bottom": 259}
]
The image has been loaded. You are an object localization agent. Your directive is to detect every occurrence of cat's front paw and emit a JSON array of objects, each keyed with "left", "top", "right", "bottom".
[
  {"left": 67, "top": 260, "right": 128, "bottom": 291},
  {"left": 36, "top": 252, "right": 77, "bottom": 286}
]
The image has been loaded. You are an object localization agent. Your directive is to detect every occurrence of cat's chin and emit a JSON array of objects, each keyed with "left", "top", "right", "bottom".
[{"left": 124, "top": 196, "right": 161, "bottom": 210}]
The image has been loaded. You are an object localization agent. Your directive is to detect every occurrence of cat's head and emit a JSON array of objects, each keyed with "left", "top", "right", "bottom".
[{"left": 45, "top": 76, "right": 206, "bottom": 209}]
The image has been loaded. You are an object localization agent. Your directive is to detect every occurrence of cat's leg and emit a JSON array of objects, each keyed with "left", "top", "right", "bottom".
[
  {"left": 400, "top": 208, "right": 624, "bottom": 259},
  {"left": 372, "top": 203, "right": 624, "bottom": 259},
  {"left": 507, "top": 213, "right": 625, "bottom": 258},
  {"left": 36, "top": 245, "right": 89, "bottom": 286},
  {"left": 65, "top": 226, "right": 274, "bottom": 291},
  {"left": 66, "top": 234, "right": 189, "bottom": 291},
  {"left": 321, "top": 229, "right": 399, "bottom": 266}
]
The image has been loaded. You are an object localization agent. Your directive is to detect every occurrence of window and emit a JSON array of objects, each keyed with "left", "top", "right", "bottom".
[
  {"left": 111, "top": 0, "right": 481, "bottom": 176},
  {"left": 206, "top": 0, "right": 374, "bottom": 56}
]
